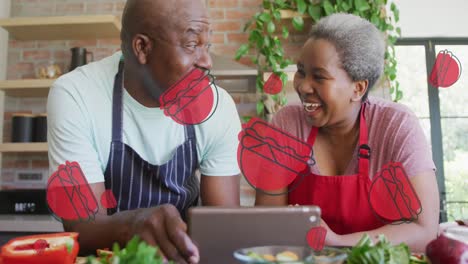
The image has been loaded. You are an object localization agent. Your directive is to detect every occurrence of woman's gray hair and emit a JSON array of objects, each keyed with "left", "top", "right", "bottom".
[{"left": 309, "top": 13, "right": 385, "bottom": 99}]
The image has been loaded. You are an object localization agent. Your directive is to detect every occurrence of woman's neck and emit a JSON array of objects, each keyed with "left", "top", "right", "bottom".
[{"left": 319, "top": 104, "right": 362, "bottom": 145}]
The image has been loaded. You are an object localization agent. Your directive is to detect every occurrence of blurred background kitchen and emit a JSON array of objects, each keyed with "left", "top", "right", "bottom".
[{"left": 0, "top": 0, "right": 467, "bottom": 245}]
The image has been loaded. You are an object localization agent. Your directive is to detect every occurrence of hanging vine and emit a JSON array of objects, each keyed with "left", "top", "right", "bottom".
[{"left": 235, "top": 0, "right": 401, "bottom": 118}]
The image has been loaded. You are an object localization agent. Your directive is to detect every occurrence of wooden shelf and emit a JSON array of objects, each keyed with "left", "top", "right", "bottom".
[
  {"left": 0, "top": 79, "right": 54, "bottom": 97},
  {"left": 0, "top": 15, "right": 121, "bottom": 40},
  {"left": 0, "top": 143, "right": 48, "bottom": 153},
  {"left": 211, "top": 53, "right": 257, "bottom": 77}
]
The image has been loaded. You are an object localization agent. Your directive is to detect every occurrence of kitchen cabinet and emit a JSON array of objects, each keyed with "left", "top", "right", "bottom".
[
  {"left": 0, "top": 15, "right": 121, "bottom": 231},
  {"left": 0, "top": 15, "right": 121, "bottom": 152}
]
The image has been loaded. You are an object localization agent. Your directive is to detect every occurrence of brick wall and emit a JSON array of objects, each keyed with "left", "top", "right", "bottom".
[
  {"left": 4, "top": 1, "right": 307, "bottom": 156},
  {"left": 3, "top": 0, "right": 310, "bottom": 203}
]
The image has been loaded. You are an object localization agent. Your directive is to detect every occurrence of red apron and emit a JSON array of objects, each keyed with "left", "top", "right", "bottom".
[{"left": 288, "top": 104, "right": 384, "bottom": 235}]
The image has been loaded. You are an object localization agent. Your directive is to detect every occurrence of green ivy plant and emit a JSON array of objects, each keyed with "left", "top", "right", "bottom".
[{"left": 235, "top": 0, "right": 402, "bottom": 118}]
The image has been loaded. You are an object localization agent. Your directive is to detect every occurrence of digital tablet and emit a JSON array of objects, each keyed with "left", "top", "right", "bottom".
[{"left": 188, "top": 206, "right": 321, "bottom": 263}]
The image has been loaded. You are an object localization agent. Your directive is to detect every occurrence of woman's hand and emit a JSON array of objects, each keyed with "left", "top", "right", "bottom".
[{"left": 320, "top": 218, "right": 341, "bottom": 246}]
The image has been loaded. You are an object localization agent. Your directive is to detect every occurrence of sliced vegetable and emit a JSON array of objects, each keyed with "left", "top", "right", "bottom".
[
  {"left": 276, "top": 251, "right": 299, "bottom": 261},
  {"left": 86, "top": 236, "right": 170, "bottom": 264},
  {"left": 347, "top": 234, "right": 413, "bottom": 264},
  {"left": 262, "top": 254, "right": 275, "bottom": 261},
  {"left": 246, "top": 251, "right": 265, "bottom": 261},
  {"left": 1, "top": 232, "right": 79, "bottom": 264},
  {"left": 410, "top": 253, "right": 429, "bottom": 264}
]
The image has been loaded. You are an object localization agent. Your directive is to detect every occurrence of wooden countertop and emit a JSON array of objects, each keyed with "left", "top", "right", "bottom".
[{"left": 0, "top": 214, "right": 63, "bottom": 232}]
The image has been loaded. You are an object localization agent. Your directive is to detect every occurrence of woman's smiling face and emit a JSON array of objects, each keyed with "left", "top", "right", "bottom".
[{"left": 294, "top": 38, "right": 361, "bottom": 128}]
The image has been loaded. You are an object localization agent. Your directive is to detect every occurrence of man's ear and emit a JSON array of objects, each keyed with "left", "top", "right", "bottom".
[
  {"left": 351, "top": 80, "right": 368, "bottom": 102},
  {"left": 132, "top": 34, "right": 153, "bottom": 65}
]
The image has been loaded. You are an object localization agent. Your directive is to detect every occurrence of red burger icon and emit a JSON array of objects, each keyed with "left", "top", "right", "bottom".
[
  {"left": 429, "top": 49, "right": 462, "bottom": 88},
  {"left": 368, "top": 162, "right": 422, "bottom": 224},
  {"left": 159, "top": 68, "right": 217, "bottom": 125},
  {"left": 46, "top": 161, "right": 98, "bottom": 222},
  {"left": 237, "top": 118, "right": 312, "bottom": 193}
]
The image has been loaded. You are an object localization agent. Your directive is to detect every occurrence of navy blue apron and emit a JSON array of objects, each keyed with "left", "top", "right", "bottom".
[{"left": 103, "top": 60, "right": 200, "bottom": 217}]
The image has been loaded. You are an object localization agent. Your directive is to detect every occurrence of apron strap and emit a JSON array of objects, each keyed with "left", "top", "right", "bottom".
[
  {"left": 357, "top": 103, "right": 370, "bottom": 179},
  {"left": 306, "top": 126, "right": 319, "bottom": 146},
  {"left": 112, "top": 60, "right": 125, "bottom": 142},
  {"left": 305, "top": 103, "right": 370, "bottom": 178}
]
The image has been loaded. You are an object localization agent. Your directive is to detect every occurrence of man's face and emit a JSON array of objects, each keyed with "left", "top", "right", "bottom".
[{"left": 146, "top": 0, "right": 212, "bottom": 91}]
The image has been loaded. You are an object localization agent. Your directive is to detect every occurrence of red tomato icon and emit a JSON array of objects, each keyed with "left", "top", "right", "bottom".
[
  {"left": 307, "top": 226, "right": 327, "bottom": 251},
  {"left": 100, "top": 189, "right": 117, "bottom": 210},
  {"left": 429, "top": 49, "right": 462, "bottom": 88},
  {"left": 264, "top": 73, "right": 283, "bottom": 95}
]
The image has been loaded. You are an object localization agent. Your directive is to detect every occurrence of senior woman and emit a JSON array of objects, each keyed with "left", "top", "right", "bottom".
[{"left": 255, "top": 13, "right": 439, "bottom": 252}]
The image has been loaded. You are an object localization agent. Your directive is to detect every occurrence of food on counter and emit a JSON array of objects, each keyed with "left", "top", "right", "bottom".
[
  {"left": 246, "top": 250, "right": 301, "bottom": 263},
  {"left": 410, "top": 253, "right": 430, "bottom": 263},
  {"left": 1, "top": 232, "right": 79, "bottom": 264},
  {"left": 86, "top": 236, "right": 170, "bottom": 264},
  {"left": 426, "top": 226, "right": 468, "bottom": 264},
  {"left": 346, "top": 234, "right": 428, "bottom": 264},
  {"left": 276, "top": 251, "right": 299, "bottom": 261},
  {"left": 311, "top": 247, "right": 347, "bottom": 264}
]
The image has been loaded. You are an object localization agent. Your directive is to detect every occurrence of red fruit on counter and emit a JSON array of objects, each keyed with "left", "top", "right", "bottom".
[
  {"left": 101, "top": 189, "right": 117, "bottom": 209},
  {"left": 368, "top": 162, "right": 422, "bottom": 224},
  {"left": 264, "top": 73, "right": 283, "bottom": 95},
  {"left": 307, "top": 227, "right": 327, "bottom": 251},
  {"left": 237, "top": 118, "right": 311, "bottom": 193},
  {"left": 159, "top": 68, "right": 216, "bottom": 125},
  {"left": 46, "top": 161, "right": 98, "bottom": 222},
  {"left": 1, "top": 233, "right": 79, "bottom": 264},
  {"left": 429, "top": 49, "right": 462, "bottom": 88},
  {"left": 426, "top": 226, "right": 468, "bottom": 264}
]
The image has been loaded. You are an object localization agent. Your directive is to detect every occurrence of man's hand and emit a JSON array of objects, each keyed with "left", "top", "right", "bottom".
[{"left": 129, "top": 204, "right": 199, "bottom": 264}]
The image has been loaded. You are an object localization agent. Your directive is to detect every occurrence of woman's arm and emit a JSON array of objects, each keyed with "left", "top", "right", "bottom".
[{"left": 324, "top": 171, "right": 439, "bottom": 252}]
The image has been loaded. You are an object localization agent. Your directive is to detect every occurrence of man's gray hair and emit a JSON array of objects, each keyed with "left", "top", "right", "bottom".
[{"left": 309, "top": 13, "right": 385, "bottom": 98}]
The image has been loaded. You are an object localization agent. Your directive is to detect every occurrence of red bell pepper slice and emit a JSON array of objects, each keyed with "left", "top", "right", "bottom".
[{"left": 1, "top": 232, "right": 79, "bottom": 264}]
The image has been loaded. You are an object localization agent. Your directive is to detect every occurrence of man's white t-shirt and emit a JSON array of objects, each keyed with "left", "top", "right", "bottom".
[{"left": 47, "top": 52, "right": 241, "bottom": 183}]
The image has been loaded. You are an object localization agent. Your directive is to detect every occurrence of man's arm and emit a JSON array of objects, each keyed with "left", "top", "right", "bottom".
[
  {"left": 63, "top": 183, "right": 199, "bottom": 263},
  {"left": 200, "top": 174, "right": 240, "bottom": 206},
  {"left": 62, "top": 183, "right": 128, "bottom": 254},
  {"left": 48, "top": 81, "right": 198, "bottom": 263},
  {"left": 198, "top": 89, "right": 242, "bottom": 206}
]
